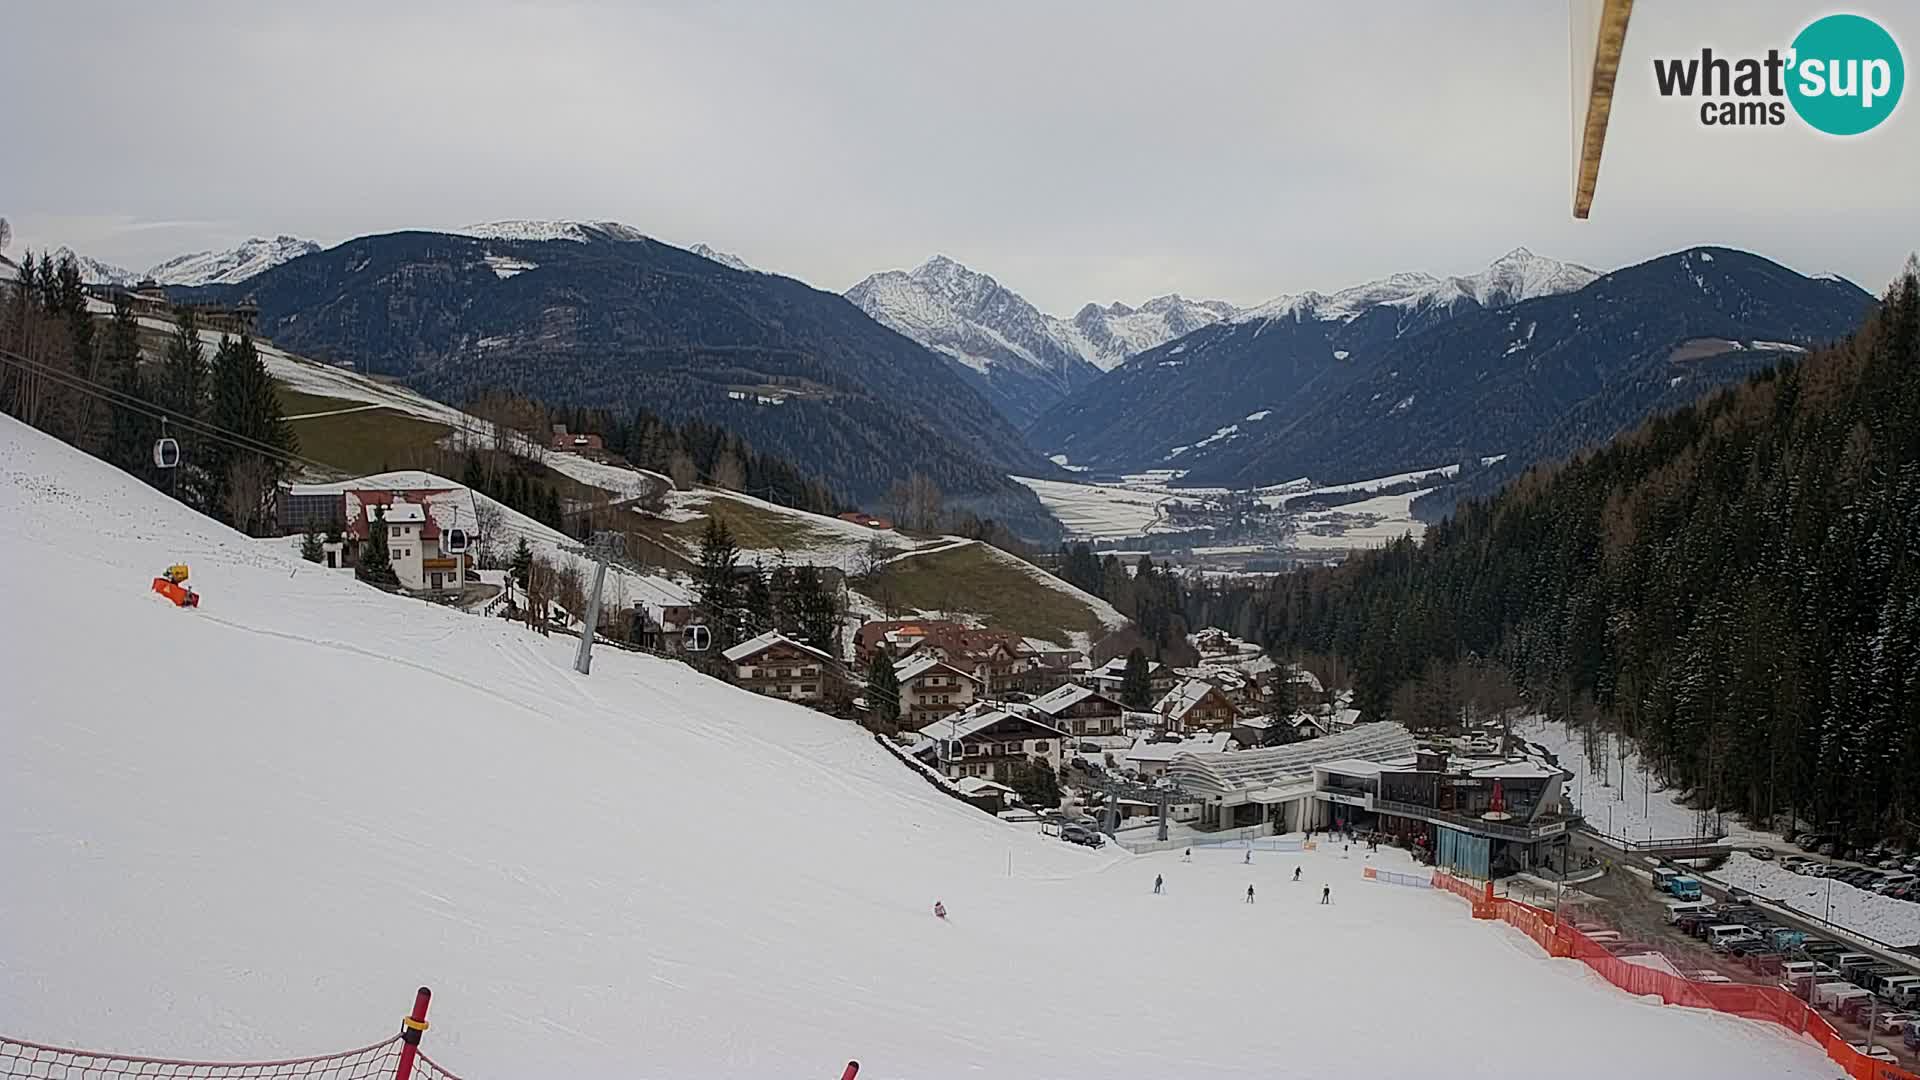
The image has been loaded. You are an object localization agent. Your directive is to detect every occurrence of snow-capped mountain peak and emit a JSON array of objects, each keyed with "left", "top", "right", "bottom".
[
  {"left": 1234, "top": 249, "right": 1597, "bottom": 326},
  {"left": 50, "top": 247, "right": 138, "bottom": 287},
  {"left": 145, "top": 235, "right": 321, "bottom": 286},
  {"left": 846, "top": 256, "right": 1241, "bottom": 389},
  {"left": 688, "top": 243, "right": 754, "bottom": 273},
  {"left": 454, "top": 220, "right": 651, "bottom": 244}
]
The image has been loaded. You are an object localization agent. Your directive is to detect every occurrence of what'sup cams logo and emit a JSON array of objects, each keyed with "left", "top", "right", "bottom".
[{"left": 1653, "top": 13, "right": 1903, "bottom": 134}]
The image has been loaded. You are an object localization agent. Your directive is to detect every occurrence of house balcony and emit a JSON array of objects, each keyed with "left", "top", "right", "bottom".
[{"left": 422, "top": 557, "right": 460, "bottom": 572}]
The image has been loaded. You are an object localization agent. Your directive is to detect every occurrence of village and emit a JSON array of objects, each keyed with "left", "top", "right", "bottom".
[{"left": 263, "top": 431, "right": 1593, "bottom": 884}]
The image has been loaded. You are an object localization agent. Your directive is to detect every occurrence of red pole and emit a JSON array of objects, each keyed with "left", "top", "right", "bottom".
[
  {"left": 840, "top": 1062, "right": 860, "bottom": 1080},
  {"left": 394, "top": 986, "right": 432, "bottom": 1080}
]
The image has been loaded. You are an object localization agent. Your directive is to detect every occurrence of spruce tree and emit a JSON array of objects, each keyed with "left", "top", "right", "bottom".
[
  {"left": 157, "top": 308, "right": 209, "bottom": 508},
  {"left": 206, "top": 334, "right": 295, "bottom": 533},
  {"left": 866, "top": 649, "right": 901, "bottom": 734},
  {"left": 742, "top": 562, "right": 773, "bottom": 633},
  {"left": 300, "top": 527, "right": 325, "bottom": 563},
  {"left": 510, "top": 538, "right": 533, "bottom": 590},
  {"left": 356, "top": 506, "right": 400, "bottom": 587},
  {"left": 1121, "top": 647, "right": 1152, "bottom": 709},
  {"left": 695, "top": 516, "right": 741, "bottom": 645},
  {"left": 103, "top": 297, "right": 155, "bottom": 479}
]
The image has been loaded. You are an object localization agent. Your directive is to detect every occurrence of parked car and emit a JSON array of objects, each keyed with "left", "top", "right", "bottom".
[
  {"left": 1748, "top": 846, "right": 1775, "bottom": 860},
  {"left": 1059, "top": 824, "right": 1104, "bottom": 848},
  {"left": 1875, "top": 872, "right": 1917, "bottom": 893},
  {"left": 1872, "top": 1011, "right": 1915, "bottom": 1035}
]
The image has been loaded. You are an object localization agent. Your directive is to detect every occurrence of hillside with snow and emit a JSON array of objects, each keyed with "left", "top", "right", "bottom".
[
  {"left": 0, "top": 412, "right": 1838, "bottom": 1078},
  {"left": 145, "top": 235, "right": 321, "bottom": 285}
]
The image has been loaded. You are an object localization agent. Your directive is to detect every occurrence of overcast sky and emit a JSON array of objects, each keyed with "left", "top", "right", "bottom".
[{"left": 5, "top": 1, "right": 1915, "bottom": 312}]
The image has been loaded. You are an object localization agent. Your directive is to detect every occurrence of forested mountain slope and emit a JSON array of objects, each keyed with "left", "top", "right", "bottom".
[
  {"left": 1201, "top": 266, "right": 1920, "bottom": 840},
  {"left": 189, "top": 229, "right": 1061, "bottom": 536}
]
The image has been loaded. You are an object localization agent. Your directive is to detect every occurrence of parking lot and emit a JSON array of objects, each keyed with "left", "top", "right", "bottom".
[{"left": 1536, "top": 837, "right": 1920, "bottom": 1069}]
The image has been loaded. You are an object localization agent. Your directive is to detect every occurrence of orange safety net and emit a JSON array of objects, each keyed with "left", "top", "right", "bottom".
[{"left": 1428, "top": 873, "right": 1920, "bottom": 1080}]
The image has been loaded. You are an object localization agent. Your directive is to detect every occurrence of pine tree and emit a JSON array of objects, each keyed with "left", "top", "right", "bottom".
[
  {"left": 695, "top": 516, "right": 741, "bottom": 646},
  {"left": 103, "top": 297, "right": 155, "bottom": 479},
  {"left": 356, "top": 506, "right": 399, "bottom": 588},
  {"left": 300, "top": 528, "right": 325, "bottom": 563},
  {"left": 1121, "top": 647, "right": 1152, "bottom": 709},
  {"left": 206, "top": 334, "right": 295, "bottom": 533},
  {"left": 509, "top": 538, "right": 533, "bottom": 589},
  {"left": 866, "top": 649, "right": 901, "bottom": 734},
  {"left": 156, "top": 308, "right": 209, "bottom": 509},
  {"left": 742, "top": 561, "right": 773, "bottom": 633}
]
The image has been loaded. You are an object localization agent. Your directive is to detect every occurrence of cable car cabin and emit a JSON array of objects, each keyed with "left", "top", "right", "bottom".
[{"left": 153, "top": 437, "right": 180, "bottom": 469}]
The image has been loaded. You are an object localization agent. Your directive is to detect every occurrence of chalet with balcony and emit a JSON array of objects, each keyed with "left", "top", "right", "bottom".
[
  {"left": 1155, "top": 678, "right": 1238, "bottom": 732},
  {"left": 1026, "top": 683, "right": 1126, "bottom": 738},
  {"left": 894, "top": 654, "right": 979, "bottom": 727},
  {"left": 910, "top": 706, "right": 1068, "bottom": 782},
  {"left": 723, "top": 631, "right": 839, "bottom": 705}
]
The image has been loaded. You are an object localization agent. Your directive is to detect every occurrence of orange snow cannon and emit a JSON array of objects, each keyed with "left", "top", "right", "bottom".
[{"left": 152, "top": 565, "right": 200, "bottom": 607}]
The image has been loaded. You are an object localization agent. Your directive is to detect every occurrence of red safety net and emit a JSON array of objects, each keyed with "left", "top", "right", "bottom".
[
  {"left": 0, "top": 1034, "right": 470, "bottom": 1080},
  {"left": 1430, "top": 873, "right": 1920, "bottom": 1080}
]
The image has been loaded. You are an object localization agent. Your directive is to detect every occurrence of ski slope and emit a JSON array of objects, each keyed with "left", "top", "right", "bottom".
[{"left": 0, "top": 414, "right": 1836, "bottom": 1079}]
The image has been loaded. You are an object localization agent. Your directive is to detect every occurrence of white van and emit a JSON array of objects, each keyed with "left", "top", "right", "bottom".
[
  {"left": 1876, "top": 872, "right": 1917, "bottom": 893},
  {"left": 1881, "top": 975, "right": 1920, "bottom": 1008},
  {"left": 1706, "top": 924, "right": 1760, "bottom": 951}
]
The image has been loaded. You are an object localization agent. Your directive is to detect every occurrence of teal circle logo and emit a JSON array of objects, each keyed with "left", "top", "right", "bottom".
[{"left": 1787, "top": 14, "right": 1904, "bottom": 135}]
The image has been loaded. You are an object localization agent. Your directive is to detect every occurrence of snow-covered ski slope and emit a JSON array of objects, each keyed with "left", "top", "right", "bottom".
[{"left": 0, "top": 415, "right": 1834, "bottom": 1079}]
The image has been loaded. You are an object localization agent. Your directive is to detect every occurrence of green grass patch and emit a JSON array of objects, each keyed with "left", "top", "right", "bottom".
[
  {"left": 648, "top": 492, "right": 841, "bottom": 554},
  {"left": 285, "top": 405, "right": 451, "bottom": 477},
  {"left": 873, "top": 542, "right": 1100, "bottom": 647}
]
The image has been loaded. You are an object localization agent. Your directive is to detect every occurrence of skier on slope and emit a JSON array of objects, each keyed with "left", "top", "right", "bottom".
[
  {"left": 1244, "top": 849, "right": 1252, "bottom": 864},
  {"left": 1182, "top": 848, "right": 1192, "bottom": 862},
  {"left": 933, "top": 900, "right": 947, "bottom": 920},
  {"left": 1154, "top": 873, "right": 1164, "bottom": 894},
  {"left": 1320, "top": 884, "right": 1331, "bottom": 905},
  {"left": 1294, "top": 866, "right": 1302, "bottom": 882},
  {"left": 1245, "top": 884, "right": 1255, "bottom": 904}
]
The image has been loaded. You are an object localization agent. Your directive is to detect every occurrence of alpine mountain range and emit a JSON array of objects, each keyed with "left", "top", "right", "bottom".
[{"left": 41, "top": 221, "right": 1876, "bottom": 536}]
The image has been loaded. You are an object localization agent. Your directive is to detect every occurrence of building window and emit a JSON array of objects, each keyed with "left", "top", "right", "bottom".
[
  {"left": 1034, "top": 741, "right": 1049, "bottom": 752},
  {"left": 966, "top": 743, "right": 983, "bottom": 756},
  {"left": 801, "top": 684, "right": 816, "bottom": 693}
]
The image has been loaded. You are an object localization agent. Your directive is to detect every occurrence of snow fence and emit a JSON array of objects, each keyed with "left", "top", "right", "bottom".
[{"left": 1430, "top": 873, "right": 1920, "bottom": 1080}]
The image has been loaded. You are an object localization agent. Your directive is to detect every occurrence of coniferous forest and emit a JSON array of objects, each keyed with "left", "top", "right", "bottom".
[{"left": 1177, "top": 266, "right": 1920, "bottom": 843}]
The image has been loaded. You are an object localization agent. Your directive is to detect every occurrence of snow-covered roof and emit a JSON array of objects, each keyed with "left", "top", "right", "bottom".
[
  {"left": 1027, "top": 683, "right": 1120, "bottom": 717},
  {"left": 1125, "top": 732, "right": 1232, "bottom": 765},
  {"left": 722, "top": 630, "right": 834, "bottom": 665},
  {"left": 1155, "top": 678, "right": 1227, "bottom": 719},
  {"left": 1167, "top": 723, "right": 1418, "bottom": 798},
  {"left": 1468, "top": 760, "right": 1564, "bottom": 781},
  {"left": 1330, "top": 708, "right": 1363, "bottom": 728},
  {"left": 955, "top": 776, "right": 1015, "bottom": 797},
  {"left": 895, "top": 653, "right": 974, "bottom": 684},
  {"left": 916, "top": 707, "right": 1066, "bottom": 743},
  {"left": 383, "top": 501, "right": 426, "bottom": 524},
  {"left": 1317, "top": 759, "right": 1382, "bottom": 779}
]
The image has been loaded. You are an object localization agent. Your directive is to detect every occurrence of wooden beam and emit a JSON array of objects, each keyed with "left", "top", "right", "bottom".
[{"left": 1573, "top": 0, "right": 1634, "bottom": 219}]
